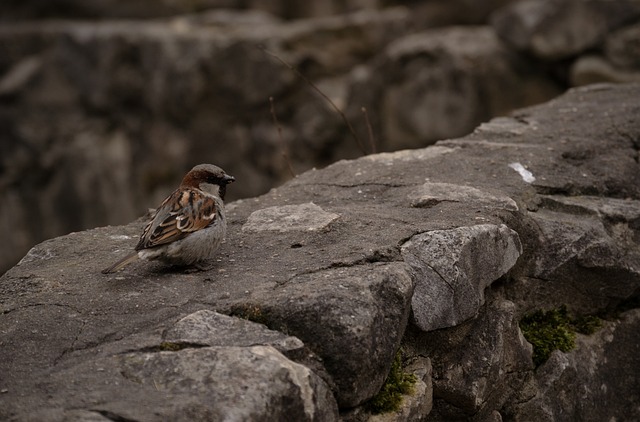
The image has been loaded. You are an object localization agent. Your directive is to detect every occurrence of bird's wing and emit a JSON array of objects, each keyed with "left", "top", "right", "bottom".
[{"left": 136, "top": 188, "right": 219, "bottom": 250}]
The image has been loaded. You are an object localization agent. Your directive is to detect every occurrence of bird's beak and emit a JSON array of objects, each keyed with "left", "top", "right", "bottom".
[{"left": 224, "top": 175, "right": 235, "bottom": 184}]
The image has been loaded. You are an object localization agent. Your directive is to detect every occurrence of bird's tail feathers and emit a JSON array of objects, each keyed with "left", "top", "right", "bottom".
[{"left": 101, "top": 252, "right": 139, "bottom": 274}]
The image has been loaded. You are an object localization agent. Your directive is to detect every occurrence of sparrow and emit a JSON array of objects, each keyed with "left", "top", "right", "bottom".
[{"left": 102, "top": 164, "right": 235, "bottom": 274}]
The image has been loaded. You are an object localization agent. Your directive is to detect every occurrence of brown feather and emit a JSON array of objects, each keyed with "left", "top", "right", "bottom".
[{"left": 135, "top": 187, "right": 219, "bottom": 251}]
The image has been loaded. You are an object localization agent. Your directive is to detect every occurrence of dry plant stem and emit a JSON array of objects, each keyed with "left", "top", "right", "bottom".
[
  {"left": 260, "top": 46, "right": 368, "bottom": 155},
  {"left": 269, "top": 96, "right": 296, "bottom": 178},
  {"left": 362, "top": 107, "right": 376, "bottom": 154}
]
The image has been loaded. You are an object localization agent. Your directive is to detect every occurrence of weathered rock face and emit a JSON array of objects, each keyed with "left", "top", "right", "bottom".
[
  {"left": 402, "top": 224, "right": 522, "bottom": 331},
  {"left": 492, "top": 0, "right": 640, "bottom": 60},
  {"left": 506, "top": 309, "right": 640, "bottom": 421},
  {"left": 408, "top": 296, "right": 534, "bottom": 421},
  {"left": 570, "top": 21, "right": 640, "bottom": 85},
  {"left": 2, "top": 83, "right": 639, "bottom": 421},
  {"left": 492, "top": 0, "right": 640, "bottom": 88},
  {"left": 346, "top": 26, "right": 561, "bottom": 150},
  {"left": 21, "top": 310, "right": 339, "bottom": 422}
]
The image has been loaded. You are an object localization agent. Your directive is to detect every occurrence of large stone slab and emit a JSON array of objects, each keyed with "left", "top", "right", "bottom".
[
  {"left": 1, "top": 308, "right": 338, "bottom": 421},
  {"left": 233, "top": 263, "right": 415, "bottom": 408}
]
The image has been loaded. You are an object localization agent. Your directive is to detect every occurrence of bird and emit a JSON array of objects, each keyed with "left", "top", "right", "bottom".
[{"left": 102, "top": 164, "right": 235, "bottom": 274}]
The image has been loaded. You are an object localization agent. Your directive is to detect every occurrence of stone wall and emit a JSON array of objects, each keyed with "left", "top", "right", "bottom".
[{"left": 1, "top": 83, "right": 639, "bottom": 421}]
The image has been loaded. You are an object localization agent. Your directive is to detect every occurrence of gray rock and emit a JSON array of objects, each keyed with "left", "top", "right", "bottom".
[
  {"left": 242, "top": 202, "right": 340, "bottom": 232},
  {"left": 164, "top": 309, "right": 306, "bottom": 353},
  {"left": 509, "top": 309, "right": 640, "bottom": 422},
  {"left": 2, "top": 83, "right": 640, "bottom": 421},
  {"left": 402, "top": 224, "right": 522, "bottom": 331},
  {"left": 1, "top": 307, "right": 338, "bottom": 421},
  {"left": 243, "top": 263, "right": 415, "bottom": 408},
  {"left": 491, "top": 0, "right": 640, "bottom": 59},
  {"left": 340, "top": 356, "right": 433, "bottom": 422},
  {"left": 346, "top": 26, "right": 561, "bottom": 151},
  {"left": 522, "top": 206, "right": 640, "bottom": 314},
  {"left": 605, "top": 22, "right": 640, "bottom": 69},
  {"left": 409, "top": 182, "right": 518, "bottom": 211},
  {"left": 411, "top": 298, "right": 533, "bottom": 420},
  {"left": 33, "top": 346, "right": 338, "bottom": 422},
  {"left": 570, "top": 55, "right": 640, "bottom": 86}
]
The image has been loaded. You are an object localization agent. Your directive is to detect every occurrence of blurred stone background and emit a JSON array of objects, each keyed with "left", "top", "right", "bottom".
[{"left": 1, "top": 0, "right": 639, "bottom": 274}]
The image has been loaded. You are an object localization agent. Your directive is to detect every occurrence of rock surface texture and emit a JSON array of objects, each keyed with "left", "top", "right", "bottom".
[{"left": 2, "top": 83, "right": 639, "bottom": 421}]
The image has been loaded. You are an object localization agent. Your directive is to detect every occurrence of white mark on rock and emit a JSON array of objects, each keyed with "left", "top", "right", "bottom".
[
  {"left": 17, "top": 247, "right": 54, "bottom": 265},
  {"left": 508, "top": 162, "right": 535, "bottom": 183}
]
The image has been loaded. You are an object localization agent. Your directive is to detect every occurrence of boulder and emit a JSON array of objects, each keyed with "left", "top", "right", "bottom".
[
  {"left": 507, "top": 309, "right": 640, "bottom": 422},
  {"left": 491, "top": 0, "right": 640, "bottom": 59},
  {"left": 402, "top": 224, "right": 522, "bottom": 331},
  {"left": 605, "top": 22, "right": 640, "bottom": 70},
  {"left": 570, "top": 55, "right": 640, "bottom": 86},
  {"left": 346, "top": 26, "right": 561, "bottom": 151},
  {"left": 1, "top": 308, "right": 338, "bottom": 421},
  {"left": 408, "top": 297, "right": 534, "bottom": 420}
]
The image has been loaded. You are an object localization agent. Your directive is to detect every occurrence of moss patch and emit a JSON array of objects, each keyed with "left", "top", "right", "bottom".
[
  {"left": 158, "top": 341, "right": 184, "bottom": 351},
  {"left": 520, "top": 305, "right": 602, "bottom": 367},
  {"left": 366, "top": 351, "right": 417, "bottom": 414},
  {"left": 229, "top": 303, "right": 269, "bottom": 325},
  {"left": 142, "top": 342, "right": 204, "bottom": 352},
  {"left": 572, "top": 314, "right": 602, "bottom": 335}
]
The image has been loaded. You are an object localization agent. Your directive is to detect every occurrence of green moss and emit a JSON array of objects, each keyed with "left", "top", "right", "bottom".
[
  {"left": 572, "top": 314, "right": 602, "bottom": 334},
  {"left": 367, "top": 351, "right": 417, "bottom": 414},
  {"left": 520, "top": 305, "right": 602, "bottom": 367},
  {"left": 157, "top": 341, "right": 188, "bottom": 352},
  {"left": 229, "top": 303, "right": 269, "bottom": 325}
]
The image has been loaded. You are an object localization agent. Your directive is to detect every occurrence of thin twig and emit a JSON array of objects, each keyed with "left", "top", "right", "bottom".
[
  {"left": 361, "top": 107, "right": 376, "bottom": 154},
  {"left": 260, "top": 46, "right": 368, "bottom": 155},
  {"left": 269, "top": 96, "right": 296, "bottom": 178}
]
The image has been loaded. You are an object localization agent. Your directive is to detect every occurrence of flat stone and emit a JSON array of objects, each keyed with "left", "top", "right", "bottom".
[
  {"left": 409, "top": 182, "right": 518, "bottom": 211},
  {"left": 165, "top": 310, "right": 305, "bottom": 354},
  {"left": 242, "top": 202, "right": 340, "bottom": 232}
]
